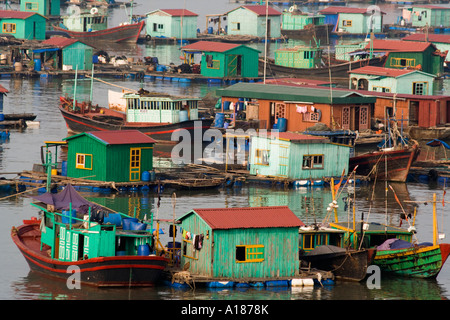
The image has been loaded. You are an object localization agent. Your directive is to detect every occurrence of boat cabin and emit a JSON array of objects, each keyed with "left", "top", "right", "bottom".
[
  {"left": 177, "top": 206, "right": 303, "bottom": 280},
  {"left": 61, "top": 7, "right": 108, "bottom": 32},
  {"left": 274, "top": 44, "right": 323, "bottom": 69},
  {"left": 299, "top": 226, "right": 346, "bottom": 254},
  {"left": 123, "top": 91, "right": 200, "bottom": 124},
  {"left": 249, "top": 132, "right": 350, "bottom": 181},
  {"left": 63, "top": 130, "right": 156, "bottom": 183}
]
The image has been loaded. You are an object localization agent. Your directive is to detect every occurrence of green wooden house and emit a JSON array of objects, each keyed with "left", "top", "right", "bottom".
[
  {"left": 180, "top": 41, "right": 260, "bottom": 78},
  {"left": 63, "top": 130, "right": 156, "bottom": 183},
  {"left": 367, "top": 39, "right": 446, "bottom": 77},
  {"left": 349, "top": 66, "right": 435, "bottom": 95},
  {"left": 20, "top": 0, "right": 60, "bottom": 17},
  {"left": 281, "top": 10, "right": 325, "bottom": 31},
  {"left": 145, "top": 9, "right": 198, "bottom": 39},
  {"left": 402, "top": 34, "right": 450, "bottom": 65},
  {"left": 319, "top": 6, "right": 385, "bottom": 35},
  {"left": 249, "top": 132, "right": 350, "bottom": 181},
  {"left": 226, "top": 5, "right": 281, "bottom": 38},
  {"left": 274, "top": 45, "right": 322, "bottom": 69},
  {"left": 38, "top": 37, "right": 93, "bottom": 71},
  {"left": 0, "top": 10, "right": 47, "bottom": 40},
  {"left": 410, "top": 5, "right": 450, "bottom": 28},
  {"left": 177, "top": 206, "right": 303, "bottom": 281}
]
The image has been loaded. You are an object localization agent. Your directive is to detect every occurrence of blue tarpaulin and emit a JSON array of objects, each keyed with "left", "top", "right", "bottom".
[
  {"left": 426, "top": 139, "right": 450, "bottom": 149},
  {"left": 32, "top": 48, "right": 59, "bottom": 54}
]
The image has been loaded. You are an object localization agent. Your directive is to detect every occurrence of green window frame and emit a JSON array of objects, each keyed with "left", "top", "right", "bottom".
[
  {"left": 236, "top": 244, "right": 264, "bottom": 263},
  {"left": 75, "top": 153, "right": 93, "bottom": 170}
]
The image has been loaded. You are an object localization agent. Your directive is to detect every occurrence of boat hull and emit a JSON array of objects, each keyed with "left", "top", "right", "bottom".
[
  {"left": 59, "top": 104, "right": 214, "bottom": 143},
  {"left": 259, "top": 55, "right": 386, "bottom": 80},
  {"left": 281, "top": 24, "right": 334, "bottom": 40},
  {"left": 53, "top": 21, "right": 145, "bottom": 45},
  {"left": 374, "top": 244, "right": 450, "bottom": 278},
  {"left": 300, "top": 248, "right": 375, "bottom": 281},
  {"left": 11, "top": 223, "right": 168, "bottom": 287},
  {"left": 349, "top": 144, "right": 419, "bottom": 182}
]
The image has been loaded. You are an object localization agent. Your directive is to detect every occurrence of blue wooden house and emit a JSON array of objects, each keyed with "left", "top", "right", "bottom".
[
  {"left": 249, "top": 132, "right": 350, "bottom": 181},
  {"left": 177, "top": 206, "right": 303, "bottom": 282},
  {"left": 226, "top": 5, "right": 281, "bottom": 38}
]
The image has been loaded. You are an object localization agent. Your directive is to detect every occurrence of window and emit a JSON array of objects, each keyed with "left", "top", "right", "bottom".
[
  {"left": 413, "top": 82, "right": 428, "bottom": 95},
  {"left": 236, "top": 245, "right": 264, "bottom": 263},
  {"left": 342, "top": 20, "right": 352, "bottom": 27},
  {"left": 372, "top": 86, "right": 391, "bottom": 93},
  {"left": 303, "top": 112, "right": 320, "bottom": 122},
  {"left": 302, "top": 234, "right": 314, "bottom": 250},
  {"left": 302, "top": 154, "right": 324, "bottom": 169},
  {"left": 232, "top": 22, "right": 241, "bottom": 31},
  {"left": 390, "top": 57, "right": 415, "bottom": 68},
  {"left": 2, "top": 23, "right": 16, "bottom": 33},
  {"left": 76, "top": 153, "right": 93, "bottom": 170},
  {"left": 255, "top": 149, "right": 270, "bottom": 166},
  {"left": 25, "top": 2, "right": 39, "bottom": 11}
]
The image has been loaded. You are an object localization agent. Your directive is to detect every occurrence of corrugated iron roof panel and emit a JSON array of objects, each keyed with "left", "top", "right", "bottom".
[
  {"left": 181, "top": 41, "right": 240, "bottom": 52},
  {"left": 87, "top": 130, "right": 157, "bottom": 145}
]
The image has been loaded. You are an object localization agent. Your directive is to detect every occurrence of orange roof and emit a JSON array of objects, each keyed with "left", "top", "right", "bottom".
[
  {"left": 402, "top": 33, "right": 450, "bottom": 44},
  {"left": 86, "top": 130, "right": 157, "bottom": 145},
  {"left": 41, "top": 37, "right": 80, "bottom": 48},
  {"left": 349, "top": 66, "right": 416, "bottom": 77},
  {"left": 190, "top": 206, "right": 304, "bottom": 229},
  {"left": 367, "top": 39, "right": 433, "bottom": 52},
  {"left": 181, "top": 41, "right": 241, "bottom": 52},
  {"left": 319, "top": 6, "right": 385, "bottom": 14}
]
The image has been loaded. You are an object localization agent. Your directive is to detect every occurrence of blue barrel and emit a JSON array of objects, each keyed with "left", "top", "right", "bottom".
[
  {"left": 150, "top": 170, "right": 156, "bottom": 181},
  {"left": 215, "top": 113, "right": 225, "bottom": 128},
  {"left": 208, "top": 27, "right": 213, "bottom": 34},
  {"left": 141, "top": 170, "right": 150, "bottom": 182},
  {"left": 130, "top": 221, "right": 147, "bottom": 231},
  {"left": 122, "top": 217, "right": 139, "bottom": 230},
  {"left": 92, "top": 55, "right": 99, "bottom": 64},
  {"left": 103, "top": 213, "right": 122, "bottom": 226},
  {"left": 61, "top": 161, "right": 67, "bottom": 176},
  {"left": 179, "top": 110, "right": 189, "bottom": 122},
  {"left": 223, "top": 101, "right": 230, "bottom": 111},
  {"left": 62, "top": 209, "right": 77, "bottom": 224},
  {"left": 0, "top": 114, "right": 4, "bottom": 122},
  {"left": 138, "top": 244, "right": 150, "bottom": 256},
  {"left": 34, "top": 59, "right": 41, "bottom": 72},
  {"left": 277, "top": 118, "right": 287, "bottom": 132}
]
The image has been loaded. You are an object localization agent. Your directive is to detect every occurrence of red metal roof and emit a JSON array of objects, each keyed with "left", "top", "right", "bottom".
[
  {"left": 87, "top": 130, "right": 157, "bottom": 145},
  {"left": 366, "top": 39, "right": 433, "bottom": 52},
  {"left": 158, "top": 9, "right": 198, "bottom": 16},
  {"left": 181, "top": 40, "right": 240, "bottom": 52},
  {"left": 319, "top": 6, "right": 385, "bottom": 15},
  {"left": 0, "top": 10, "right": 40, "bottom": 19},
  {"left": 192, "top": 206, "right": 304, "bottom": 230},
  {"left": 349, "top": 66, "right": 416, "bottom": 77},
  {"left": 41, "top": 37, "right": 79, "bottom": 48},
  {"left": 277, "top": 132, "right": 329, "bottom": 143},
  {"left": 402, "top": 33, "right": 450, "bottom": 44},
  {"left": 241, "top": 5, "right": 282, "bottom": 16}
]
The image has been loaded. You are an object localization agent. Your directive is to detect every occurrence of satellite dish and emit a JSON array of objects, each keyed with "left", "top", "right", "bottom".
[
  {"left": 90, "top": 7, "right": 99, "bottom": 15},
  {"left": 66, "top": 5, "right": 81, "bottom": 17}
]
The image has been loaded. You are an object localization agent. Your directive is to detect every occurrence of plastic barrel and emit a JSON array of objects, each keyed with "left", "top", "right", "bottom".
[
  {"left": 141, "top": 170, "right": 150, "bottom": 182},
  {"left": 223, "top": 101, "right": 230, "bottom": 111},
  {"left": 150, "top": 170, "right": 156, "bottom": 181},
  {"left": 122, "top": 217, "right": 139, "bottom": 230},
  {"left": 0, "top": 114, "right": 4, "bottom": 122},
  {"left": 33, "top": 59, "right": 41, "bottom": 72},
  {"left": 215, "top": 113, "right": 225, "bottom": 128},
  {"left": 130, "top": 221, "right": 147, "bottom": 231},
  {"left": 92, "top": 55, "right": 99, "bottom": 64},
  {"left": 179, "top": 110, "right": 189, "bottom": 122},
  {"left": 138, "top": 244, "right": 150, "bottom": 256},
  {"left": 103, "top": 213, "right": 122, "bottom": 226},
  {"left": 61, "top": 161, "right": 67, "bottom": 176},
  {"left": 208, "top": 27, "right": 213, "bottom": 34},
  {"left": 62, "top": 209, "right": 77, "bottom": 224},
  {"left": 277, "top": 118, "right": 287, "bottom": 132}
]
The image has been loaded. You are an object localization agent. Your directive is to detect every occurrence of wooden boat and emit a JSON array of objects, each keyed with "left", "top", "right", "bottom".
[
  {"left": 349, "top": 137, "right": 420, "bottom": 182},
  {"left": 281, "top": 24, "right": 334, "bottom": 40},
  {"left": 59, "top": 87, "right": 214, "bottom": 143},
  {"left": 53, "top": 21, "right": 145, "bottom": 45},
  {"left": 259, "top": 55, "right": 387, "bottom": 80},
  {"left": 298, "top": 225, "right": 375, "bottom": 281},
  {"left": 11, "top": 184, "right": 169, "bottom": 287}
]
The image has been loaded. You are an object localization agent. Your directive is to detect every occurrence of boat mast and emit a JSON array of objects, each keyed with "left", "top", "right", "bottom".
[
  {"left": 263, "top": 0, "right": 268, "bottom": 84},
  {"left": 73, "top": 65, "right": 78, "bottom": 111}
]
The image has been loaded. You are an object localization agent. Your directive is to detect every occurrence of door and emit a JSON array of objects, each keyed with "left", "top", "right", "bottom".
[
  {"left": 130, "top": 148, "right": 141, "bottom": 181},
  {"left": 227, "top": 54, "right": 238, "bottom": 76},
  {"left": 358, "top": 106, "right": 369, "bottom": 130},
  {"left": 267, "top": 19, "right": 271, "bottom": 38},
  {"left": 342, "top": 107, "right": 350, "bottom": 130}
]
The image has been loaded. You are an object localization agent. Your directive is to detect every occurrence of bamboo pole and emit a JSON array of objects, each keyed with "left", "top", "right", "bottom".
[{"left": 433, "top": 193, "right": 438, "bottom": 246}]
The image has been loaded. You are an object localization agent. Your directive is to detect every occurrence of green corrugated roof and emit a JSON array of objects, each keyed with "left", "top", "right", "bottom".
[{"left": 216, "top": 82, "right": 376, "bottom": 104}]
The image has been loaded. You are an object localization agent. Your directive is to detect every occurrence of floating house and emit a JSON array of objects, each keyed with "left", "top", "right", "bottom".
[
  {"left": 226, "top": 5, "right": 281, "bottom": 38},
  {"left": 249, "top": 132, "right": 350, "bottom": 180},
  {"left": 216, "top": 82, "right": 376, "bottom": 132},
  {"left": 410, "top": 5, "right": 450, "bottom": 28},
  {"left": 20, "top": 0, "right": 60, "bottom": 17},
  {"left": 0, "top": 10, "right": 47, "bottom": 40},
  {"left": 274, "top": 44, "right": 322, "bottom": 69},
  {"left": 318, "top": 6, "right": 385, "bottom": 35},
  {"left": 145, "top": 9, "right": 198, "bottom": 40},
  {"left": 402, "top": 34, "right": 450, "bottom": 65},
  {"left": 63, "top": 130, "right": 156, "bottom": 183},
  {"left": 349, "top": 66, "right": 435, "bottom": 95},
  {"left": 281, "top": 9, "right": 325, "bottom": 31},
  {"left": 177, "top": 206, "right": 303, "bottom": 281},
  {"left": 38, "top": 37, "right": 94, "bottom": 71},
  {"left": 363, "top": 39, "right": 447, "bottom": 77},
  {"left": 180, "top": 41, "right": 260, "bottom": 78}
]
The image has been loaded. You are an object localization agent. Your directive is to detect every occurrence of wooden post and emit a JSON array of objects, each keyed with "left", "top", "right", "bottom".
[{"left": 433, "top": 193, "right": 438, "bottom": 246}]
